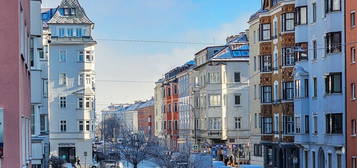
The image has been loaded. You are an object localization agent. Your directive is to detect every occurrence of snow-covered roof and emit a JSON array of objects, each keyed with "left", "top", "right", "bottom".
[{"left": 47, "top": 0, "right": 93, "bottom": 25}]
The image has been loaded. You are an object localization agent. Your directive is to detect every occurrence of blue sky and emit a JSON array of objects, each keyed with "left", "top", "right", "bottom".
[{"left": 43, "top": 0, "right": 261, "bottom": 110}]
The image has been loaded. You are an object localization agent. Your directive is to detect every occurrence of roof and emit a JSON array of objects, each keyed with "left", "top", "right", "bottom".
[
  {"left": 47, "top": 0, "right": 94, "bottom": 25},
  {"left": 212, "top": 44, "right": 249, "bottom": 60}
]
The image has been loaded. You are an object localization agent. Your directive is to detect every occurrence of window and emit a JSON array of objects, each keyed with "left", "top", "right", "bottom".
[
  {"left": 234, "top": 72, "right": 241, "bottom": 82},
  {"left": 254, "top": 144, "right": 262, "bottom": 156},
  {"left": 59, "top": 50, "right": 66, "bottom": 62},
  {"left": 313, "top": 115, "right": 318, "bottom": 134},
  {"left": 272, "top": 20, "right": 278, "bottom": 39},
  {"left": 328, "top": 153, "right": 332, "bottom": 168},
  {"left": 273, "top": 53, "right": 278, "bottom": 70},
  {"left": 305, "top": 115, "right": 310, "bottom": 133},
  {"left": 260, "top": 24, "right": 271, "bottom": 41},
  {"left": 352, "top": 47, "right": 356, "bottom": 64},
  {"left": 174, "top": 120, "right": 178, "bottom": 130},
  {"left": 76, "top": 28, "right": 82, "bottom": 37},
  {"left": 337, "top": 154, "right": 342, "bottom": 168},
  {"left": 43, "top": 79, "right": 48, "bottom": 97},
  {"left": 295, "top": 117, "right": 301, "bottom": 133},
  {"left": 208, "top": 72, "right": 220, "bottom": 83},
  {"left": 313, "top": 40, "right": 317, "bottom": 60},
  {"left": 234, "top": 117, "right": 241, "bottom": 129},
  {"left": 305, "top": 151, "right": 309, "bottom": 168},
  {"left": 208, "top": 118, "right": 221, "bottom": 130},
  {"left": 352, "top": 83, "right": 356, "bottom": 100},
  {"left": 78, "top": 51, "right": 84, "bottom": 62},
  {"left": 283, "top": 82, "right": 294, "bottom": 100},
  {"left": 352, "top": 119, "right": 356, "bottom": 135},
  {"left": 59, "top": 28, "right": 65, "bottom": 37},
  {"left": 234, "top": 95, "right": 241, "bottom": 105},
  {"left": 282, "top": 48, "right": 295, "bottom": 66},
  {"left": 260, "top": 55, "right": 272, "bottom": 72},
  {"left": 60, "top": 8, "right": 76, "bottom": 16},
  {"left": 85, "top": 50, "right": 93, "bottom": 62},
  {"left": 78, "top": 121, "right": 83, "bottom": 131},
  {"left": 312, "top": 151, "right": 316, "bottom": 168},
  {"left": 78, "top": 74, "right": 84, "bottom": 86},
  {"left": 283, "top": 116, "right": 294, "bottom": 134},
  {"left": 60, "top": 97, "right": 66, "bottom": 108},
  {"left": 266, "top": 147, "right": 273, "bottom": 166},
  {"left": 304, "top": 79, "right": 309, "bottom": 97},
  {"left": 313, "top": 77, "right": 317, "bottom": 97},
  {"left": 163, "top": 121, "right": 166, "bottom": 130},
  {"left": 86, "top": 97, "right": 91, "bottom": 108},
  {"left": 295, "top": 80, "right": 301, "bottom": 98},
  {"left": 325, "top": 72, "right": 342, "bottom": 94},
  {"left": 353, "top": 156, "right": 357, "bottom": 168},
  {"left": 254, "top": 85, "right": 257, "bottom": 100},
  {"left": 78, "top": 98, "right": 83, "bottom": 109},
  {"left": 352, "top": 12, "right": 356, "bottom": 27},
  {"left": 209, "top": 95, "right": 221, "bottom": 106},
  {"left": 67, "top": 28, "right": 73, "bottom": 37},
  {"left": 296, "top": 7, "right": 307, "bottom": 25},
  {"left": 254, "top": 57, "right": 257, "bottom": 71},
  {"left": 295, "top": 43, "right": 308, "bottom": 61},
  {"left": 312, "top": 3, "right": 317, "bottom": 23},
  {"left": 282, "top": 13, "right": 294, "bottom": 31},
  {"left": 86, "top": 121, "right": 90, "bottom": 131},
  {"left": 262, "top": 117, "right": 272, "bottom": 134},
  {"left": 326, "top": 32, "right": 342, "bottom": 54},
  {"left": 326, "top": 113, "right": 343, "bottom": 134},
  {"left": 261, "top": 86, "right": 272, "bottom": 103},
  {"left": 274, "top": 114, "right": 279, "bottom": 134},
  {"left": 325, "top": 0, "right": 341, "bottom": 13},
  {"left": 255, "top": 113, "right": 258, "bottom": 128},
  {"left": 86, "top": 74, "right": 91, "bottom": 85},
  {"left": 59, "top": 73, "right": 67, "bottom": 85},
  {"left": 60, "top": 120, "right": 66, "bottom": 132},
  {"left": 274, "top": 81, "right": 279, "bottom": 101},
  {"left": 40, "top": 114, "right": 49, "bottom": 134},
  {"left": 174, "top": 103, "right": 178, "bottom": 112}
]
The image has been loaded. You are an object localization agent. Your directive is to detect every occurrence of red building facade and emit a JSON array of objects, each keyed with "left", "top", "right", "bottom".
[
  {"left": 137, "top": 100, "right": 155, "bottom": 135},
  {"left": 346, "top": 0, "right": 357, "bottom": 167},
  {"left": 163, "top": 80, "right": 179, "bottom": 150},
  {"left": 0, "top": 0, "right": 32, "bottom": 167}
]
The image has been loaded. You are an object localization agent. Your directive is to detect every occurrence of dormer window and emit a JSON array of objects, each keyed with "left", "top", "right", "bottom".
[{"left": 60, "top": 8, "right": 76, "bottom": 16}]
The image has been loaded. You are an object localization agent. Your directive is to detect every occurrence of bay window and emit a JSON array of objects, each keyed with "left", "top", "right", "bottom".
[{"left": 209, "top": 95, "right": 221, "bottom": 106}]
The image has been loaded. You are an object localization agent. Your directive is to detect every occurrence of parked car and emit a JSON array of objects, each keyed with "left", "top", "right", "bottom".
[{"left": 100, "top": 160, "right": 119, "bottom": 168}]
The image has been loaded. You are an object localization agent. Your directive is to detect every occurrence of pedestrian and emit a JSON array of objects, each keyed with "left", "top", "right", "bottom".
[{"left": 76, "top": 157, "right": 81, "bottom": 168}]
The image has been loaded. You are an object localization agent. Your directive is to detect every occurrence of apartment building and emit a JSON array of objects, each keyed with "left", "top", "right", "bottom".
[
  {"left": 346, "top": 0, "right": 357, "bottom": 167},
  {"left": 248, "top": 10, "right": 265, "bottom": 166},
  {"left": 154, "top": 79, "right": 164, "bottom": 138},
  {"left": 293, "top": 0, "right": 345, "bottom": 167},
  {"left": 177, "top": 61, "right": 196, "bottom": 150},
  {"left": 30, "top": 0, "right": 50, "bottom": 167},
  {"left": 45, "top": 0, "right": 97, "bottom": 165},
  {"left": 137, "top": 99, "right": 155, "bottom": 135},
  {"left": 0, "top": 0, "right": 32, "bottom": 167},
  {"left": 193, "top": 33, "right": 250, "bottom": 164},
  {"left": 253, "top": 1, "right": 299, "bottom": 168}
]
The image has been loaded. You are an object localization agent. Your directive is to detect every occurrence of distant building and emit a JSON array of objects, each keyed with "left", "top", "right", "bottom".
[
  {"left": 44, "top": 0, "right": 97, "bottom": 165},
  {"left": 193, "top": 33, "right": 250, "bottom": 164},
  {"left": 154, "top": 79, "right": 165, "bottom": 138},
  {"left": 31, "top": 0, "right": 50, "bottom": 167},
  {"left": 137, "top": 99, "right": 155, "bottom": 135},
  {"left": 0, "top": 0, "right": 32, "bottom": 167}
]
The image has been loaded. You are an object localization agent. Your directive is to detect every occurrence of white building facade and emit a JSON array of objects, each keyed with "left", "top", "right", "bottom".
[
  {"left": 154, "top": 80, "right": 164, "bottom": 138},
  {"left": 294, "top": 0, "right": 345, "bottom": 167},
  {"left": 194, "top": 34, "right": 251, "bottom": 164},
  {"left": 46, "top": 0, "right": 97, "bottom": 165}
]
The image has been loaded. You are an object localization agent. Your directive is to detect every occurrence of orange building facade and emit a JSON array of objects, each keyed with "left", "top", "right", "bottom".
[
  {"left": 346, "top": 0, "right": 357, "bottom": 167},
  {"left": 163, "top": 78, "right": 179, "bottom": 150}
]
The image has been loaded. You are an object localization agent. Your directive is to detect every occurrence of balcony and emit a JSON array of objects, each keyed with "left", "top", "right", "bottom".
[{"left": 50, "top": 36, "right": 97, "bottom": 45}]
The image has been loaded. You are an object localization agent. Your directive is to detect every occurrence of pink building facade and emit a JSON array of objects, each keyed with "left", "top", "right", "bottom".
[{"left": 0, "top": 0, "right": 32, "bottom": 167}]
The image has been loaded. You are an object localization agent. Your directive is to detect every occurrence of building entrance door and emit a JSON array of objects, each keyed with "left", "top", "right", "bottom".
[{"left": 59, "top": 147, "right": 76, "bottom": 163}]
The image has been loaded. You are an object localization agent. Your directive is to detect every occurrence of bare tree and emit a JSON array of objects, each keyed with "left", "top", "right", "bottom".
[{"left": 117, "top": 129, "right": 157, "bottom": 168}]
